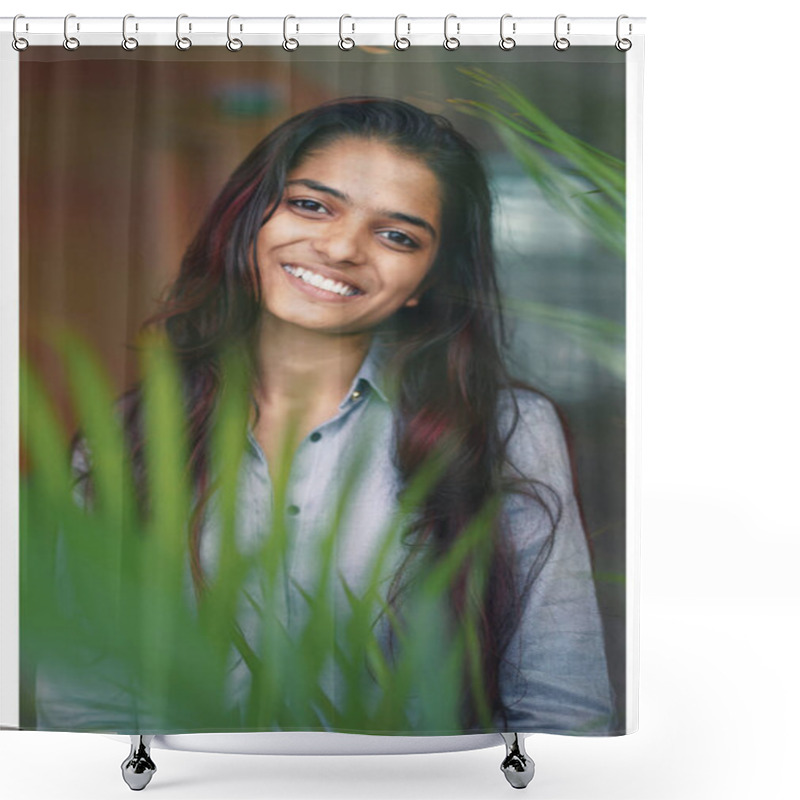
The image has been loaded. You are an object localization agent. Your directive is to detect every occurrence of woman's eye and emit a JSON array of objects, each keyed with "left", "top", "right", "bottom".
[
  {"left": 288, "top": 200, "right": 418, "bottom": 249},
  {"left": 380, "top": 231, "right": 418, "bottom": 249},
  {"left": 288, "top": 198, "right": 328, "bottom": 214}
]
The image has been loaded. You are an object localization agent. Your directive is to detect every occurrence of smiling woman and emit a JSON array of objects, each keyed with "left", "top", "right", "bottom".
[
  {"left": 252, "top": 135, "right": 443, "bottom": 459},
  {"left": 258, "top": 145, "right": 440, "bottom": 316},
  {"left": 261, "top": 140, "right": 441, "bottom": 322},
  {"left": 34, "top": 96, "right": 617, "bottom": 739}
]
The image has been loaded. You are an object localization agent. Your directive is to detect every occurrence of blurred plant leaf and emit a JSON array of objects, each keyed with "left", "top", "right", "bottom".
[
  {"left": 449, "top": 66, "right": 625, "bottom": 258},
  {"left": 502, "top": 298, "right": 626, "bottom": 381},
  {"left": 21, "top": 328, "right": 499, "bottom": 734},
  {"left": 446, "top": 68, "right": 626, "bottom": 380}
]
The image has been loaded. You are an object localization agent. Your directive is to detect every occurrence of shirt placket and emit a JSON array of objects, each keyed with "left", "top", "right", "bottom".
[{"left": 247, "top": 381, "right": 372, "bottom": 638}]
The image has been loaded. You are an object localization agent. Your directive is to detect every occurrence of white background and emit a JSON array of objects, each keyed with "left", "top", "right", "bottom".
[{"left": 3, "top": 1, "right": 798, "bottom": 799}]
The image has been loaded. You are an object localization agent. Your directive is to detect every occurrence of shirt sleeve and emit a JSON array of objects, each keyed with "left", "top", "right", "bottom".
[{"left": 497, "top": 389, "right": 618, "bottom": 734}]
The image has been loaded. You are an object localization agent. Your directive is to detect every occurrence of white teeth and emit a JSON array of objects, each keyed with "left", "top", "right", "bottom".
[{"left": 281, "top": 264, "right": 360, "bottom": 297}]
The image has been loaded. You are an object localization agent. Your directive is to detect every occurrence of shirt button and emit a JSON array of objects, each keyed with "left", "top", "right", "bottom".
[
  {"left": 287, "top": 504, "right": 300, "bottom": 516},
  {"left": 310, "top": 432, "right": 322, "bottom": 442},
  {"left": 350, "top": 390, "right": 362, "bottom": 401}
]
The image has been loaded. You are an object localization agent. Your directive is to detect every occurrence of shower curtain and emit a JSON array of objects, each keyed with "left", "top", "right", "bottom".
[{"left": 1, "top": 18, "right": 641, "bottom": 739}]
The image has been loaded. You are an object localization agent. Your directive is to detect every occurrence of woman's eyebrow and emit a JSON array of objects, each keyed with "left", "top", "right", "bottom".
[{"left": 286, "top": 178, "right": 438, "bottom": 241}]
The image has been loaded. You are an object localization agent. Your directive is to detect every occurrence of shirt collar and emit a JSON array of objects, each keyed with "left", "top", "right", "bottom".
[
  {"left": 338, "top": 334, "right": 395, "bottom": 409},
  {"left": 245, "top": 334, "right": 396, "bottom": 457}
]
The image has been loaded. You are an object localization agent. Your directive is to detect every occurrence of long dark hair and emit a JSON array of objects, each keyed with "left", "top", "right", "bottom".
[{"left": 72, "top": 97, "right": 565, "bottom": 732}]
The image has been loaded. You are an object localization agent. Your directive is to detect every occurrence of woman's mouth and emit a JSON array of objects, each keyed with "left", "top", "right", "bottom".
[{"left": 281, "top": 264, "right": 364, "bottom": 301}]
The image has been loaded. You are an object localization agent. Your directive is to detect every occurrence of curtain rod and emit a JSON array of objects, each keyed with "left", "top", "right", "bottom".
[{"left": 3, "top": 15, "right": 645, "bottom": 51}]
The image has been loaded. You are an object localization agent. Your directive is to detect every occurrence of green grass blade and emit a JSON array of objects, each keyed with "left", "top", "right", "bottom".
[{"left": 137, "top": 329, "right": 194, "bottom": 726}]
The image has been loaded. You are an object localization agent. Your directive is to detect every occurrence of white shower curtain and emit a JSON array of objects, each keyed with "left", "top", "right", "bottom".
[{"left": 1, "top": 16, "right": 642, "bottom": 740}]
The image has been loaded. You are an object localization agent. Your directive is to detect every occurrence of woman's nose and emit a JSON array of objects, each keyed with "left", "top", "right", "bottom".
[{"left": 311, "top": 217, "right": 366, "bottom": 263}]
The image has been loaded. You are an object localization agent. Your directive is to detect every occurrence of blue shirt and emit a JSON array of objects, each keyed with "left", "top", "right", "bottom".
[{"left": 35, "top": 333, "right": 617, "bottom": 735}]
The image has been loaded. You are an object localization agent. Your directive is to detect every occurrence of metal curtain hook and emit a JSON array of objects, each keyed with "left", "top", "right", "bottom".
[
  {"left": 122, "top": 14, "right": 138, "bottom": 50},
  {"left": 339, "top": 14, "right": 355, "bottom": 50},
  {"left": 227, "top": 15, "right": 243, "bottom": 51},
  {"left": 394, "top": 14, "right": 410, "bottom": 50},
  {"left": 444, "top": 14, "right": 460, "bottom": 50},
  {"left": 500, "top": 14, "right": 515, "bottom": 50},
  {"left": 175, "top": 14, "right": 192, "bottom": 50},
  {"left": 63, "top": 13, "right": 80, "bottom": 51},
  {"left": 553, "top": 14, "right": 570, "bottom": 51},
  {"left": 12, "top": 14, "right": 29, "bottom": 51},
  {"left": 616, "top": 14, "right": 632, "bottom": 51},
  {"left": 283, "top": 15, "right": 299, "bottom": 51}
]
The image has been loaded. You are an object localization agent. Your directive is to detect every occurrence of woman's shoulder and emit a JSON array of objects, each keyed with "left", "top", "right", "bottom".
[
  {"left": 68, "top": 388, "right": 140, "bottom": 508},
  {"left": 68, "top": 393, "right": 129, "bottom": 470},
  {"left": 498, "top": 384, "right": 561, "bottom": 424},
  {"left": 496, "top": 385, "right": 575, "bottom": 494}
]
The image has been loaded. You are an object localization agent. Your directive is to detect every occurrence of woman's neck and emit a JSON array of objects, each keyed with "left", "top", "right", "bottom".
[{"left": 253, "top": 314, "right": 372, "bottom": 415}]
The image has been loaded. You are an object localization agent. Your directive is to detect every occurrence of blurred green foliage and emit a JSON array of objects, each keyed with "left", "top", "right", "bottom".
[
  {"left": 20, "top": 328, "right": 495, "bottom": 734},
  {"left": 449, "top": 67, "right": 626, "bottom": 381}
]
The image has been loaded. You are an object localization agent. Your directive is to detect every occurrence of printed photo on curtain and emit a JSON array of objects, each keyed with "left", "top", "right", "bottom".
[{"left": 13, "top": 43, "right": 628, "bottom": 738}]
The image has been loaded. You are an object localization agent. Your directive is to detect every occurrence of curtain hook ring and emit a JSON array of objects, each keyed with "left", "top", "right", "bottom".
[
  {"left": 443, "top": 14, "right": 460, "bottom": 50},
  {"left": 553, "top": 14, "right": 570, "bottom": 51},
  {"left": 122, "top": 14, "right": 139, "bottom": 51},
  {"left": 499, "top": 14, "right": 516, "bottom": 50},
  {"left": 394, "top": 14, "right": 410, "bottom": 50},
  {"left": 227, "top": 15, "right": 243, "bottom": 51},
  {"left": 63, "top": 13, "right": 80, "bottom": 51},
  {"left": 283, "top": 15, "right": 299, "bottom": 51},
  {"left": 175, "top": 13, "right": 192, "bottom": 50},
  {"left": 12, "top": 15, "right": 29, "bottom": 51},
  {"left": 615, "top": 15, "right": 632, "bottom": 51},
  {"left": 338, "top": 14, "right": 355, "bottom": 50}
]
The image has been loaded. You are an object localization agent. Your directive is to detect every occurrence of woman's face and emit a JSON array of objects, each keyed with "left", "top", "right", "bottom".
[{"left": 255, "top": 136, "right": 442, "bottom": 335}]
